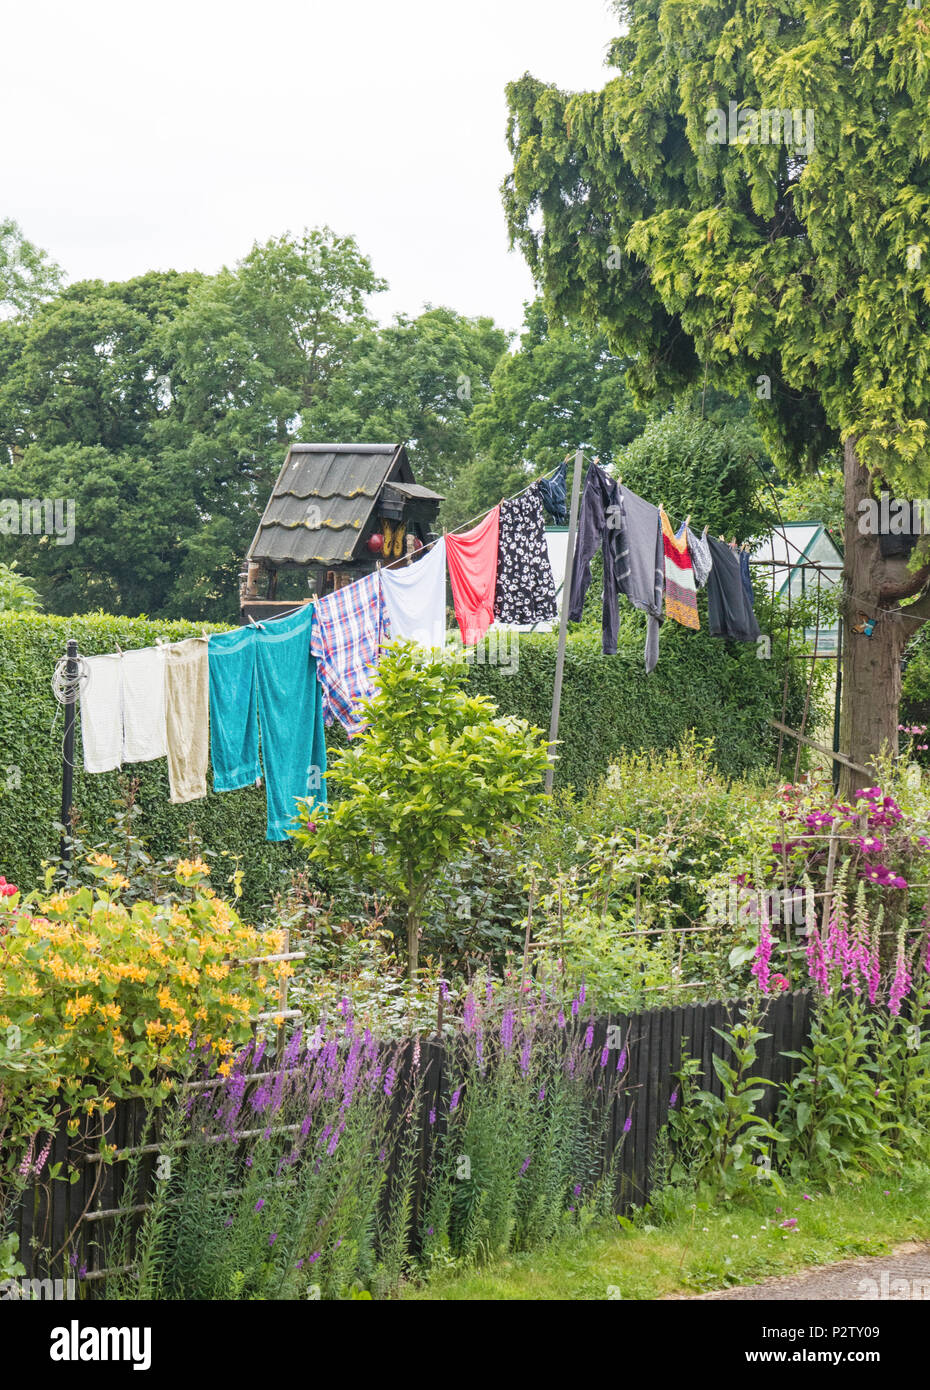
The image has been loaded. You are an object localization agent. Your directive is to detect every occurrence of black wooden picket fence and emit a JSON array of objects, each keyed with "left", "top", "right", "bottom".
[{"left": 9, "top": 989, "right": 813, "bottom": 1291}]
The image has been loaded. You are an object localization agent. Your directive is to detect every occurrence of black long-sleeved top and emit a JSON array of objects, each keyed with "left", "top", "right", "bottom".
[{"left": 706, "top": 537, "right": 761, "bottom": 641}]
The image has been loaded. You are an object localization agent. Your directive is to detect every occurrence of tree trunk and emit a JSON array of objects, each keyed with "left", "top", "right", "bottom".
[{"left": 838, "top": 436, "right": 913, "bottom": 797}]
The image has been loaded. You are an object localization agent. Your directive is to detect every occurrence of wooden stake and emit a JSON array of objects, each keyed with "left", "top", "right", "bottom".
[
  {"left": 275, "top": 928, "right": 289, "bottom": 1064},
  {"left": 436, "top": 961, "right": 445, "bottom": 1039},
  {"left": 519, "top": 877, "right": 536, "bottom": 1013},
  {"left": 821, "top": 832, "right": 839, "bottom": 937},
  {"left": 634, "top": 832, "right": 642, "bottom": 932}
]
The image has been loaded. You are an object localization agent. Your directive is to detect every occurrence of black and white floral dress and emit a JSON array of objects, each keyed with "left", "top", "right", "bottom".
[{"left": 494, "top": 483, "right": 558, "bottom": 624}]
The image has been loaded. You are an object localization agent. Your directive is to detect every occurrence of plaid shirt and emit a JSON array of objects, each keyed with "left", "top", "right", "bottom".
[{"left": 310, "top": 571, "right": 390, "bottom": 735}]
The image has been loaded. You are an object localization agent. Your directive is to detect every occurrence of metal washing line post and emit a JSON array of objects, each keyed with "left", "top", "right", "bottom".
[
  {"left": 544, "top": 448, "right": 585, "bottom": 795},
  {"left": 59, "top": 637, "right": 79, "bottom": 870}
]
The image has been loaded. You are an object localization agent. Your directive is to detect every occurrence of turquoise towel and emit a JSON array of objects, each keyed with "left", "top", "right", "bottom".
[
  {"left": 208, "top": 625, "right": 260, "bottom": 791},
  {"left": 254, "top": 604, "right": 327, "bottom": 840},
  {"left": 209, "top": 605, "right": 327, "bottom": 839}
]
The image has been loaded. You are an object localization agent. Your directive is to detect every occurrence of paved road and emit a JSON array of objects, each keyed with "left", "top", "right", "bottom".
[{"left": 691, "top": 1243, "right": 930, "bottom": 1300}]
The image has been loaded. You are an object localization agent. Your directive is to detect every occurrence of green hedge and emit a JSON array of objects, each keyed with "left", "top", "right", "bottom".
[
  {"left": 463, "top": 612, "right": 800, "bottom": 789},
  {"left": 0, "top": 610, "right": 798, "bottom": 915}
]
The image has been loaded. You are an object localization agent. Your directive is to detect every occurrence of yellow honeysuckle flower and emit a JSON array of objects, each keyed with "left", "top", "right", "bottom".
[
  {"left": 176, "top": 857, "right": 210, "bottom": 880},
  {"left": 87, "top": 853, "right": 117, "bottom": 869}
]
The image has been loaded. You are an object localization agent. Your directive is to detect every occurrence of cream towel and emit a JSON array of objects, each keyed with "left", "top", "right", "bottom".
[
  {"left": 165, "top": 639, "right": 209, "bottom": 803},
  {"left": 80, "top": 654, "right": 123, "bottom": 773},
  {"left": 121, "top": 647, "right": 167, "bottom": 763}
]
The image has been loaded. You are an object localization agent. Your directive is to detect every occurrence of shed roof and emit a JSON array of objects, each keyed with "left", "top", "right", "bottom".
[{"left": 247, "top": 443, "right": 443, "bottom": 567}]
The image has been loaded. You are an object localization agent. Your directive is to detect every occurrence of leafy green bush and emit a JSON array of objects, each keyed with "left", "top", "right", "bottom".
[
  {"left": 523, "top": 738, "right": 773, "bottom": 1011},
  {"left": 292, "top": 643, "right": 550, "bottom": 975},
  {"left": 0, "top": 562, "right": 41, "bottom": 612},
  {"left": 613, "top": 406, "right": 771, "bottom": 542}
]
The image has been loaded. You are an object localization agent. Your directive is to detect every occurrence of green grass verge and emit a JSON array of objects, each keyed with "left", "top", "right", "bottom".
[{"left": 398, "top": 1167, "right": 930, "bottom": 1301}]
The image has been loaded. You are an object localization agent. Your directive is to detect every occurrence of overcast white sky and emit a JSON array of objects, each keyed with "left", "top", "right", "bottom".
[{"left": 5, "top": 0, "right": 618, "bottom": 337}]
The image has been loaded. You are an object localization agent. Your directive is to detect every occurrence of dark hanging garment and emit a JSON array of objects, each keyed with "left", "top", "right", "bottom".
[
  {"left": 568, "top": 463, "right": 623, "bottom": 654},
  {"left": 614, "top": 485, "right": 665, "bottom": 672},
  {"left": 738, "top": 547, "right": 756, "bottom": 610},
  {"left": 495, "top": 483, "right": 558, "bottom": 625},
  {"left": 706, "top": 537, "right": 761, "bottom": 641},
  {"left": 538, "top": 459, "right": 568, "bottom": 524}
]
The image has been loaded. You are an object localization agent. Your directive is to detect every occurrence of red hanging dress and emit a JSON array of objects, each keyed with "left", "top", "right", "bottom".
[{"left": 446, "top": 507, "right": 501, "bottom": 644}]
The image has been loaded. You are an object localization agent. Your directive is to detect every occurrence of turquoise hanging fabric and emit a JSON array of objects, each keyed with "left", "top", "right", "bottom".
[
  {"left": 254, "top": 604, "right": 327, "bottom": 839},
  {"left": 208, "top": 604, "right": 327, "bottom": 839},
  {"left": 208, "top": 626, "right": 260, "bottom": 791}
]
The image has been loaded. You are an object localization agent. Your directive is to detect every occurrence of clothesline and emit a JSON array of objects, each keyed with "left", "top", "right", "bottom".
[
  {"left": 64, "top": 453, "right": 833, "bottom": 846},
  {"left": 376, "top": 451, "right": 579, "bottom": 574}
]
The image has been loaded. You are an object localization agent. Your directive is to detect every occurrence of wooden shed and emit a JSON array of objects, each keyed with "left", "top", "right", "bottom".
[{"left": 241, "top": 442, "right": 444, "bottom": 621}]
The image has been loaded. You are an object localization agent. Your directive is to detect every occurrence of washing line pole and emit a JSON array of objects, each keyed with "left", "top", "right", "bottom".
[
  {"left": 545, "top": 448, "right": 584, "bottom": 795},
  {"left": 59, "top": 637, "right": 78, "bottom": 869}
]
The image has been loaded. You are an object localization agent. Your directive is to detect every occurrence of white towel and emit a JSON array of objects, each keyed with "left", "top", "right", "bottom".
[
  {"left": 80, "top": 655, "right": 123, "bottom": 774},
  {"left": 121, "top": 647, "right": 167, "bottom": 763},
  {"left": 380, "top": 537, "right": 447, "bottom": 653}
]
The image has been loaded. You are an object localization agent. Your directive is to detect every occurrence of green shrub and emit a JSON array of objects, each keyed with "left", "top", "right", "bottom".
[{"left": 292, "top": 643, "right": 550, "bottom": 976}]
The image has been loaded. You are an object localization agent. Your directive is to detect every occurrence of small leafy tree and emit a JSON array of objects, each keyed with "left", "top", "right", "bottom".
[
  {"left": 0, "top": 560, "right": 40, "bottom": 611},
  {"left": 291, "top": 643, "right": 550, "bottom": 977}
]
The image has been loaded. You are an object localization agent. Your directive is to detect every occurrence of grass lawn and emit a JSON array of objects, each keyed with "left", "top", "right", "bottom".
[{"left": 398, "top": 1166, "right": 930, "bottom": 1300}]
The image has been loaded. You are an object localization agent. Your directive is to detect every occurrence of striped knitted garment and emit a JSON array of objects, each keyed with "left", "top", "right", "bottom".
[{"left": 660, "top": 507, "right": 700, "bottom": 630}]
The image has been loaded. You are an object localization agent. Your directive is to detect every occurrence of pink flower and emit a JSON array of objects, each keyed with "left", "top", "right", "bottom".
[
  {"left": 751, "top": 918, "right": 774, "bottom": 995},
  {"left": 889, "top": 937, "right": 912, "bottom": 1016},
  {"left": 779, "top": 1218, "right": 798, "bottom": 1229}
]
